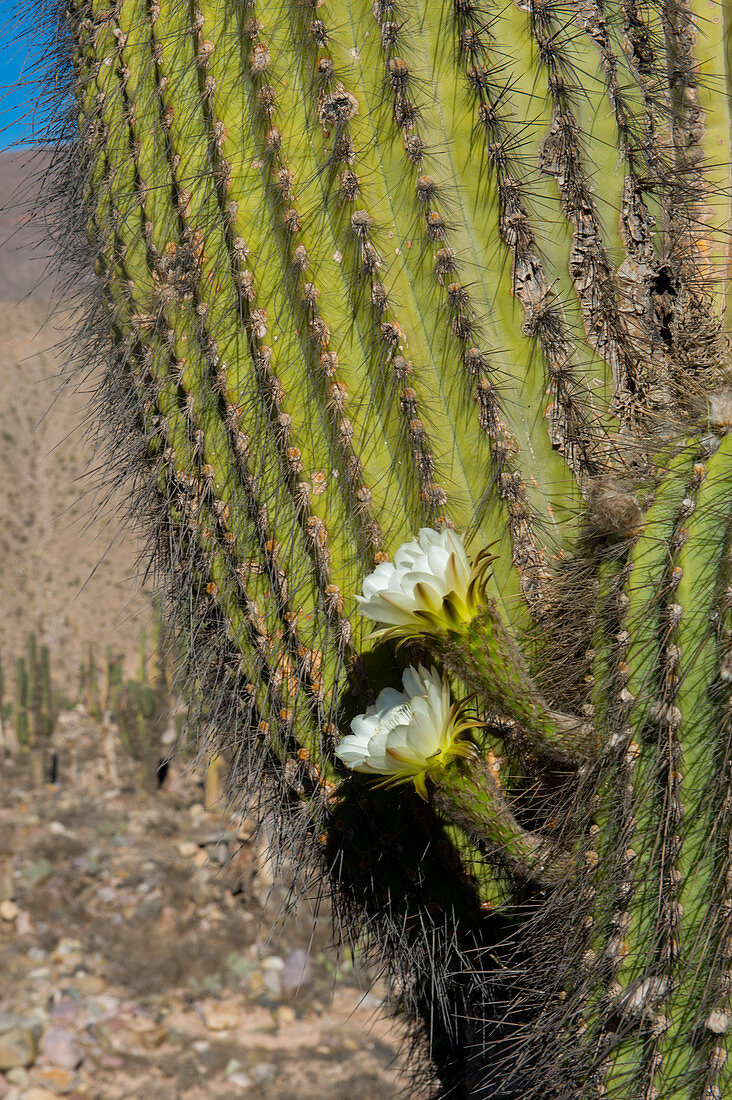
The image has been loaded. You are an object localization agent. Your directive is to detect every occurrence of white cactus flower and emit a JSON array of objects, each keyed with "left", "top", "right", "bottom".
[
  {"left": 335, "top": 665, "right": 477, "bottom": 799},
  {"left": 356, "top": 527, "right": 491, "bottom": 641}
]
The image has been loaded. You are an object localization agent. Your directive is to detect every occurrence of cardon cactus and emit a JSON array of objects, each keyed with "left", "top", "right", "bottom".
[{"left": 31, "top": 0, "right": 732, "bottom": 1094}]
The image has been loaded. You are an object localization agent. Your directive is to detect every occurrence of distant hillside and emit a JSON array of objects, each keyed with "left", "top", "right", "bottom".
[{"left": 0, "top": 150, "right": 152, "bottom": 694}]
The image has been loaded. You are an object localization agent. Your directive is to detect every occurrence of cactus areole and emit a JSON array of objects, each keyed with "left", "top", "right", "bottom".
[{"left": 36, "top": 0, "right": 732, "bottom": 1093}]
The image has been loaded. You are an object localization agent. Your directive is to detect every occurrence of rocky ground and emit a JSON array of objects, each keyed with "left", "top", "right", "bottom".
[{"left": 0, "top": 712, "right": 411, "bottom": 1099}]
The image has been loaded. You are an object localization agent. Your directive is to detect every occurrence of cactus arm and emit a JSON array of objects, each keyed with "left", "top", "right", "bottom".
[
  {"left": 13, "top": 657, "right": 28, "bottom": 748},
  {"left": 431, "top": 756, "right": 573, "bottom": 884},
  {"left": 114, "top": 0, "right": 517, "bottom": 914},
  {"left": 434, "top": 602, "right": 596, "bottom": 762},
  {"left": 597, "top": 440, "right": 732, "bottom": 1096},
  {"left": 654, "top": 434, "right": 732, "bottom": 1097},
  {"left": 602, "top": 449, "right": 709, "bottom": 1090}
]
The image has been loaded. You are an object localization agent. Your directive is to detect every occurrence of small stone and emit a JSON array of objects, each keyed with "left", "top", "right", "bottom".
[
  {"left": 88, "top": 994, "right": 119, "bottom": 1019},
  {"left": 37, "top": 1067, "right": 76, "bottom": 1095},
  {"left": 227, "top": 1072, "right": 253, "bottom": 1090},
  {"left": 192, "top": 1040, "right": 210, "bottom": 1054},
  {"left": 177, "top": 841, "right": 199, "bottom": 859},
  {"left": 15, "top": 912, "right": 32, "bottom": 936},
  {"left": 99, "top": 1054, "right": 123, "bottom": 1069},
  {"left": 0, "top": 1016, "right": 25, "bottom": 1036},
  {"left": 55, "top": 951, "right": 83, "bottom": 973},
  {"left": 71, "top": 974, "right": 105, "bottom": 996},
  {"left": 262, "top": 970, "right": 282, "bottom": 997},
  {"left": 281, "top": 950, "right": 312, "bottom": 993},
  {"left": 0, "top": 859, "right": 13, "bottom": 902},
  {"left": 5, "top": 1069, "right": 28, "bottom": 1088},
  {"left": 0, "top": 1072, "right": 8, "bottom": 1098},
  {"left": 201, "top": 1003, "right": 240, "bottom": 1032},
  {"left": 50, "top": 1001, "right": 77, "bottom": 1029},
  {"left": 0, "top": 1027, "right": 37, "bottom": 1070},
  {"left": 247, "top": 972, "right": 264, "bottom": 995},
  {"left": 261, "top": 955, "right": 284, "bottom": 971},
  {"left": 0, "top": 901, "right": 19, "bottom": 922},
  {"left": 52, "top": 939, "right": 81, "bottom": 960},
  {"left": 22, "top": 1089, "right": 56, "bottom": 1100},
  {"left": 39, "top": 1030, "right": 83, "bottom": 1070},
  {"left": 125, "top": 1018, "right": 168, "bottom": 1049},
  {"left": 276, "top": 1005, "right": 296, "bottom": 1026},
  {"left": 250, "top": 1062, "right": 277, "bottom": 1084},
  {"left": 24, "top": 1012, "right": 47, "bottom": 1039},
  {"left": 22, "top": 860, "right": 52, "bottom": 888}
]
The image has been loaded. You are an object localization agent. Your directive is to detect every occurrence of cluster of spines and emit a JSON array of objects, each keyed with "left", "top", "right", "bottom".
[
  {"left": 447, "top": 0, "right": 610, "bottom": 482},
  {"left": 580, "top": 0, "right": 663, "bottom": 354}
]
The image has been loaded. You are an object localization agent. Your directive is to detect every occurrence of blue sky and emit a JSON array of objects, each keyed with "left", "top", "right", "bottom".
[{"left": 0, "top": 0, "right": 51, "bottom": 150}]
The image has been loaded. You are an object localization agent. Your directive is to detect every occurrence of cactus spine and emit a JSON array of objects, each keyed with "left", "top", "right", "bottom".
[{"left": 37, "top": 0, "right": 732, "bottom": 1094}]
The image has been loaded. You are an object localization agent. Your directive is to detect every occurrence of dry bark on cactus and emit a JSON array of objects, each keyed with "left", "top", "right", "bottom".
[{"left": 26, "top": 0, "right": 732, "bottom": 1094}]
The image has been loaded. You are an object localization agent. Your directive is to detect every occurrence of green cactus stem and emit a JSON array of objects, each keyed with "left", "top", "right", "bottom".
[
  {"left": 25, "top": 633, "right": 38, "bottom": 748},
  {"left": 433, "top": 603, "right": 597, "bottom": 764},
  {"left": 0, "top": 653, "right": 5, "bottom": 745},
  {"left": 83, "top": 643, "right": 101, "bottom": 720},
  {"left": 39, "top": 645, "right": 54, "bottom": 741},
  {"left": 13, "top": 657, "right": 28, "bottom": 749}
]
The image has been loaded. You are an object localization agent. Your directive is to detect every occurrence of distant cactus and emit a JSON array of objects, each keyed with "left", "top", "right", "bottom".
[
  {"left": 25, "top": 633, "right": 38, "bottom": 746},
  {"left": 13, "top": 657, "right": 28, "bottom": 749},
  {"left": 102, "top": 643, "right": 122, "bottom": 712},
  {"left": 110, "top": 617, "right": 171, "bottom": 790},
  {"left": 81, "top": 642, "right": 102, "bottom": 719},
  {"left": 36, "top": 0, "right": 732, "bottom": 1095},
  {"left": 0, "top": 652, "right": 5, "bottom": 744},
  {"left": 13, "top": 635, "right": 55, "bottom": 784},
  {"left": 39, "top": 645, "right": 54, "bottom": 741}
]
